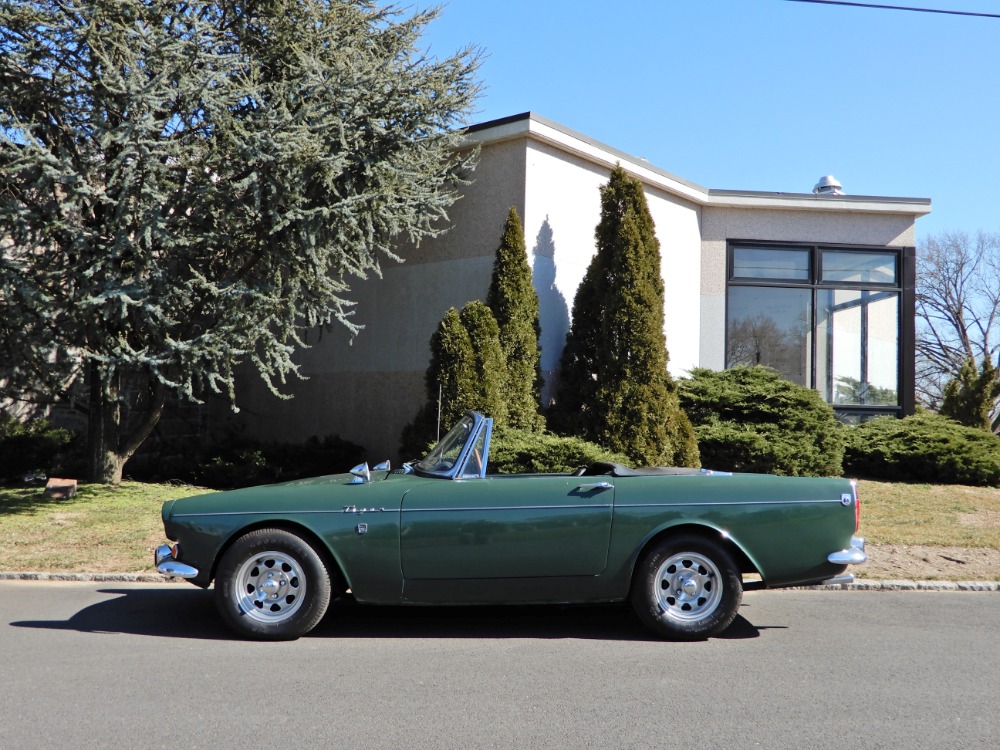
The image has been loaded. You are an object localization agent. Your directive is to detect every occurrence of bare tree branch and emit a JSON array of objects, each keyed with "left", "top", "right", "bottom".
[{"left": 916, "top": 230, "right": 1000, "bottom": 431}]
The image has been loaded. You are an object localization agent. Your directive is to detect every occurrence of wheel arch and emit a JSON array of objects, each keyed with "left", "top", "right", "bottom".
[
  {"left": 628, "top": 522, "right": 762, "bottom": 592},
  {"left": 209, "top": 520, "right": 349, "bottom": 595}
]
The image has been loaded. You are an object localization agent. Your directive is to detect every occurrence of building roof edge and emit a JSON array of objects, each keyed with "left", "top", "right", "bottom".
[{"left": 461, "top": 113, "right": 932, "bottom": 215}]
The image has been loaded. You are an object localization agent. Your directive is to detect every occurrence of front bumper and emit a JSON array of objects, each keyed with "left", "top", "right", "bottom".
[
  {"left": 154, "top": 544, "right": 200, "bottom": 579},
  {"left": 821, "top": 536, "right": 867, "bottom": 586}
]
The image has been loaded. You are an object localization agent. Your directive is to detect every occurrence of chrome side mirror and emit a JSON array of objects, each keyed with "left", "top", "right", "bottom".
[
  {"left": 349, "top": 462, "right": 371, "bottom": 485},
  {"left": 373, "top": 460, "right": 390, "bottom": 472}
]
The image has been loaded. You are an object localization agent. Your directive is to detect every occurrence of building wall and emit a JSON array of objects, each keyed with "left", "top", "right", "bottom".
[
  {"left": 521, "top": 140, "right": 703, "bottom": 393},
  {"left": 223, "top": 115, "right": 926, "bottom": 465},
  {"left": 698, "top": 206, "right": 917, "bottom": 370},
  {"left": 228, "top": 139, "right": 529, "bottom": 459}
]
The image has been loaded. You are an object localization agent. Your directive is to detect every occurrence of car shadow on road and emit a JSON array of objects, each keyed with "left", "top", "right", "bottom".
[
  {"left": 313, "top": 600, "right": 762, "bottom": 642},
  {"left": 10, "top": 588, "right": 763, "bottom": 642},
  {"left": 10, "top": 587, "right": 233, "bottom": 640}
]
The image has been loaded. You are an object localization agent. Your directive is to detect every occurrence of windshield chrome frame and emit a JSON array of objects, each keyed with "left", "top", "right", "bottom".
[{"left": 413, "top": 410, "right": 493, "bottom": 480}]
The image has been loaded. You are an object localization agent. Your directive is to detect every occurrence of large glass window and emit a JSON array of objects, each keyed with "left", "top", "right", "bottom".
[
  {"left": 816, "top": 290, "right": 899, "bottom": 406},
  {"left": 727, "top": 243, "right": 911, "bottom": 419},
  {"left": 732, "top": 246, "right": 810, "bottom": 281},
  {"left": 821, "top": 250, "right": 897, "bottom": 284},
  {"left": 727, "top": 287, "right": 811, "bottom": 385}
]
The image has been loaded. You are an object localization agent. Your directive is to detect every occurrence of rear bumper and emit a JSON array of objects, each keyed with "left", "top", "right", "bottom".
[
  {"left": 821, "top": 536, "right": 866, "bottom": 586},
  {"left": 154, "top": 544, "right": 200, "bottom": 579}
]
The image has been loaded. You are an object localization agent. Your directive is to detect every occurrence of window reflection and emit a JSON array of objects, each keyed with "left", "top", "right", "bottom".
[
  {"left": 726, "top": 287, "right": 812, "bottom": 385},
  {"left": 816, "top": 290, "right": 898, "bottom": 405},
  {"left": 732, "top": 247, "right": 810, "bottom": 281},
  {"left": 727, "top": 244, "right": 905, "bottom": 416},
  {"left": 822, "top": 251, "right": 897, "bottom": 284}
]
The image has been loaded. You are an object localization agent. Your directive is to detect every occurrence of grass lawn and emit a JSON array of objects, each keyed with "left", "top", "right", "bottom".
[
  {"left": 0, "top": 478, "right": 998, "bottom": 575},
  {"left": 858, "top": 480, "right": 1000, "bottom": 548},
  {"left": 0, "top": 482, "right": 213, "bottom": 573}
]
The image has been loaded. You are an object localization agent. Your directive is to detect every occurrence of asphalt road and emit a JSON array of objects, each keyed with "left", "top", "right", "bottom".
[{"left": 1, "top": 582, "right": 997, "bottom": 750}]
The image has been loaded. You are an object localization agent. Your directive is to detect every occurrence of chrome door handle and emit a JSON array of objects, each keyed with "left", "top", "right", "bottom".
[{"left": 577, "top": 482, "right": 612, "bottom": 491}]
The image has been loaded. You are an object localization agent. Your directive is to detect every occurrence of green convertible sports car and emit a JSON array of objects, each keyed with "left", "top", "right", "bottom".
[{"left": 155, "top": 411, "right": 866, "bottom": 641}]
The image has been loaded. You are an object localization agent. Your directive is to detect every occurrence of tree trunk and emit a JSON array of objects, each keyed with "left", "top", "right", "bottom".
[
  {"left": 87, "top": 364, "right": 125, "bottom": 484},
  {"left": 86, "top": 364, "right": 168, "bottom": 484}
]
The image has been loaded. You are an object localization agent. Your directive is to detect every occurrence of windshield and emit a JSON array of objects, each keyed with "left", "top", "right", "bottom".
[{"left": 414, "top": 413, "right": 477, "bottom": 475}]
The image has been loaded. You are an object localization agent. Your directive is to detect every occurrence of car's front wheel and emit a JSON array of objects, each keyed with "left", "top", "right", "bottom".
[
  {"left": 631, "top": 534, "right": 743, "bottom": 640},
  {"left": 214, "top": 528, "right": 332, "bottom": 641}
]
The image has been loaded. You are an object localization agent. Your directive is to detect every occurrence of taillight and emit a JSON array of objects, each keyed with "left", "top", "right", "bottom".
[{"left": 852, "top": 480, "right": 860, "bottom": 532}]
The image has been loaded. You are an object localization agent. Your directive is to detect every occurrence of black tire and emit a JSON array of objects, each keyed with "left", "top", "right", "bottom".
[
  {"left": 214, "top": 528, "right": 332, "bottom": 641},
  {"left": 630, "top": 534, "right": 743, "bottom": 640}
]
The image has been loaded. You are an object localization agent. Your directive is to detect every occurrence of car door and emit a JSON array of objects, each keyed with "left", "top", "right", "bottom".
[{"left": 399, "top": 475, "right": 614, "bottom": 580}]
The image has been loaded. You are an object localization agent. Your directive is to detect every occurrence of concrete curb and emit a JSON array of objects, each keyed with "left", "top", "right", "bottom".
[
  {"left": 0, "top": 571, "right": 997, "bottom": 590},
  {"left": 0, "top": 572, "right": 174, "bottom": 583},
  {"left": 798, "top": 580, "right": 1000, "bottom": 592}
]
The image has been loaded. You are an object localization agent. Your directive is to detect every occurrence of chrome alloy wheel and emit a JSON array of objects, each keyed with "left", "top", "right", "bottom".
[
  {"left": 653, "top": 551, "right": 723, "bottom": 623},
  {"left": 233, "top": 551, "right": 306, "bottom": 624}
]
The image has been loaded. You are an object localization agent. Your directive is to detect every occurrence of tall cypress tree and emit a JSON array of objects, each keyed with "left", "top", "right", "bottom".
[
  {"left": 400, "top": 301, "right": 510, "bottom": 457},
  {"left": 400, "top": 307, "right": 477, "bottom": 457},
  {"left": 459, "top": 301, "right": 509, "bottom": 426},
  {"left": 552, "top": 166, "right": 698, "bottom": 467},
  {"left": 487, "top": 207, "right": 545, "bottom": 431}
]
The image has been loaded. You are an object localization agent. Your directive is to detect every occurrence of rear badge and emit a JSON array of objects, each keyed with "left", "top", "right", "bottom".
[
  {"left": 841, "top": 494, "right": 853, "bottom": 506},
  {"left": 356, "top": 523, "right": 368, "bottom": 535}
]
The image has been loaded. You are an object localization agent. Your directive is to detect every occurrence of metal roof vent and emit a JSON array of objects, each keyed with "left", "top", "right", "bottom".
[{"left": 813, "top": 175, "right": 844, "bottom": 195}]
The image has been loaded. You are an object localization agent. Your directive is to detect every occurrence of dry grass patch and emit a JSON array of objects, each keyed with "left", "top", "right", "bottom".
[
  {"left": 0, "top": 482, "right": 211, "bottom": 573},
  {"left": 857, "top": 480, "right": 1000, "bottom": 549}
]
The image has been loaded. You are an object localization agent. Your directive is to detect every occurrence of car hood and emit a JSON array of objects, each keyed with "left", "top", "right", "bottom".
[{"left": 163, "top": 469, "right": 402, "bottom": 517}]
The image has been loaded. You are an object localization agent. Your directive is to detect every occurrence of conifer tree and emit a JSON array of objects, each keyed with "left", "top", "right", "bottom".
[
  {"left": 487, "top": 208, "right": 545, "bottom": 430},
  {"left": 940, "top": 357, "right": 1000, "bottom": 431},
  {"left": 552, "top": 166, "right": 698, "bottom": 467},
  {"left": 400, "top": 301, "right": 510, "bottom": 457},
  {"left": 400, "top": 308, "right": 477, "bottom": 457},
  {"left": 0, "top": 0, "right": 480, "bottom": 482},
  {"left": 459, "top": 301, "right": 509, "bottom": 426}
]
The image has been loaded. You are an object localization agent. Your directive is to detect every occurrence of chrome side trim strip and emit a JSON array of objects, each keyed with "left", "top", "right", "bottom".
[
  {"left": 615, "top": 498, "right": 844, "bottom": 509},
  {"left": 175, "top": 504, "right": 615, "bottom": 518},
  {"left": 173, "top": 509, "right": 350, "bottom": 518},
  {"left": 176, "top": 498, "right": 844, "bottom": 518},
  {"left": 402, "top": 504, "right": 614, "bottom": 513}
]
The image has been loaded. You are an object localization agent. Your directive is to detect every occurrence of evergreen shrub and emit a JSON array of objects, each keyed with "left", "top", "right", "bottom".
[
  {"left": 189, "top": 435, "right": 366, "bottom": 490},
  {"left": 488, "top": 427, "right": 630, "bottom": 474},
  {"left": 678, "top": 366, "right": 844, "bottom": 476},
  {"left": 487, "top": 207, "right": 545, "bottom": 430},
  {"left": 551, "top": 165, "right": 698, "bottom": 467},
  {"left": 0, "top": 413, "right": 76, "bottom": 481},
  {"left": 843, "top": 411, "right": 1000, "bottom": 487}
]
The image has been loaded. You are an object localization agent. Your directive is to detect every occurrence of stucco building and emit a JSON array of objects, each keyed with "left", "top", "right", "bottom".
[{"left": 227, "top": 112, "right": 930, "bottom": 460}]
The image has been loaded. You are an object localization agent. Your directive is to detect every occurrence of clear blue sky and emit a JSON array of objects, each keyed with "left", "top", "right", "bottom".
[{"left": 420, "top": 0, "right": 1000, "bottom": 242}]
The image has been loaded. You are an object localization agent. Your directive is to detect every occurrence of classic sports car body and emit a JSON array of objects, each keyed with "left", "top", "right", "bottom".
[{"left": 156, "top": 411, "right": 865, "bottom": 640}]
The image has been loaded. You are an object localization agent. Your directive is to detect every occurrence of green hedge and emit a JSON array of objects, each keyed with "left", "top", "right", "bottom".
[
  {"left": 678, "top": 367, "right": 844, "bottom": 476},
  {"left": 844, "top": 412, "right": 1000, "bottom": 487},
  {"left": 487, "top": 427, "right": 630, "bottom": 474},
  {"left": 190, "top": 434, "right": 366, "bottom": 489},
  {"left": 0, "top": 413, "right": 76, "bottom": 482}
]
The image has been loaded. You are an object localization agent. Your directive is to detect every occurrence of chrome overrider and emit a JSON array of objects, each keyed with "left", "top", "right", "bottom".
[
  {"left": 155, "top": 544, "right": 200, "bottom": 579},
  {"left": 821, "top": 536, "right": 867, "bottom": 586}
]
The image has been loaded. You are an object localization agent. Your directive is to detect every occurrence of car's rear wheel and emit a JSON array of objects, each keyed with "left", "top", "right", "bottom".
[
  {"left": 214, "top": 528, "right": 332, "bottom": 641},
  {"left": 631, "top": 534, "right": 742, "bottom": 640}
]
